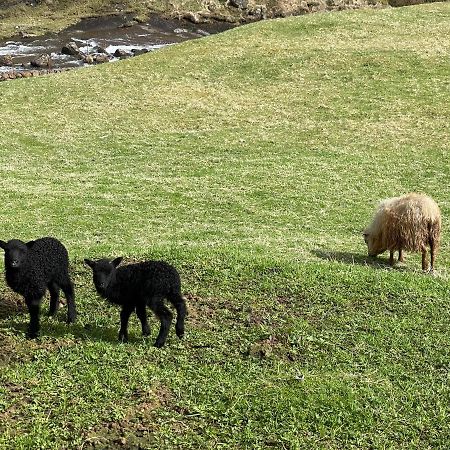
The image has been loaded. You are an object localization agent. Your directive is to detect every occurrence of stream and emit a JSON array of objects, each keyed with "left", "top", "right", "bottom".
[{"left": 0, "top": 14, "right": 234, "bottom": 74}]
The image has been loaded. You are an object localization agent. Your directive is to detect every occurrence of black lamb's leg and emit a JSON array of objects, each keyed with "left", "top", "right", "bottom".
[
  {"left": 61, "top": 279, "right": 76, "bottom": 324},
  {"left": 150, "top": 296, "right": 173, "bottom": 348},
  {"left": 47, "top": 282, "right": 60, "bottom": 317},
  {"left": 119, "top": 304, "right": 135, "bottom": 342},
  {"left": 168, "top": 292, "right": 186, "bottom": 339},
  {"left": 136, "top": 303, "right": 151, "bottom": 336},
  {"left": 25, "top": 296, "right": 43, "bottom": 339}
]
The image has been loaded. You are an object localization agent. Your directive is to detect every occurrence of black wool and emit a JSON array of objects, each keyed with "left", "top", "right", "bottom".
[
  {"left": 0, "top": 237, "right": 76, "bottom": 338},
  {"left": 84, "top": 257, "right": 186, "bottom": 348}
]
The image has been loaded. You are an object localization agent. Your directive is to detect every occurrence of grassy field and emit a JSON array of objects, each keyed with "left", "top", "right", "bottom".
[{"left": 0, "top": 3, "right": 449, "bottom": 449}]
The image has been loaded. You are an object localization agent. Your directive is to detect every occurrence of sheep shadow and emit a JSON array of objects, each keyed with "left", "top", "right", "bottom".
[
  {"left": 0, "top": 297, "right": 120, "bottom": 343},
  {"left": 311, "top": 249, "right": 396, "bottom": 269},
  {"left": 0, "top": 293, "right": 184, "bottom": 345}
]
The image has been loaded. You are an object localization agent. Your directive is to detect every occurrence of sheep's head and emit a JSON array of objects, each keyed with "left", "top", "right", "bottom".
[
  {"left": 0, "top": 239, "right": 32, "bottom": 269},
  {"left": 363, "top": 231, "right": 386, "bottom": 257},
  {"left": 84, "top": 257, "right": 123, "bottom": 296}
]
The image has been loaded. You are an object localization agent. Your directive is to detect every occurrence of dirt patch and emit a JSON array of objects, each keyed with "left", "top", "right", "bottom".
[
  {"left": 0, "top": 291, "right": 26, "bottom": 320},
  {"left": 81, "top": 384, "right": 172, "bottom": 450},
  {"left": 184, "top": 292, "right": 216, "bottom": 327}
]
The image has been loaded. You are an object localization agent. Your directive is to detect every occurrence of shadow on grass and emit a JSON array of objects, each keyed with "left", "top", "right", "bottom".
[
  {"left": 0, "top": 319, "right": 122, "bottom": 343},
  {"left": 0, "top": 297, "right": 121, "bottom": 343},
  {"left": 312, "top": 249, "right": 392, "bottom": 269}
]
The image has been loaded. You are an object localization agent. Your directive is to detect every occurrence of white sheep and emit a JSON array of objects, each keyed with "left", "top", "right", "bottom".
[{"left": 363, "top": 193, "right": 441, "bottom": 271}]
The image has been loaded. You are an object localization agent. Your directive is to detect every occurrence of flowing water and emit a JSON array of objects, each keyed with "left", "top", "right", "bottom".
[{"left": 0, "top": 14, "right": 234, "bottom": 73}]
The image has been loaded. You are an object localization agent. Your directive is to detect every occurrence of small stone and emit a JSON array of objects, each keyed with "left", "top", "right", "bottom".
[{"left": 0, "top": 54, "right": 13, "bottom": 66}]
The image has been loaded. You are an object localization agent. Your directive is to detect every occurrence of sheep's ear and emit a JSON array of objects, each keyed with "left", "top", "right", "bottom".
[
  {"left": 0, "top": 240, "right": 6, "bottom": 250},
  {"left": 84, "top": 258, "right": 95, "bottom": 269},
  {"left": 26, "top": 240, "right": 35, "bottom": 248},
  {"left": 112, "top": 257, "right": 123, "bottom": 268}
]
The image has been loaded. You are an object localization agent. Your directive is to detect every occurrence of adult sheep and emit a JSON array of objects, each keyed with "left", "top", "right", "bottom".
[
  {"left": 363, "top": 193, "right": 441, "bottom": 271},
  {"left": 0, "top": 237, "right": 77, "bottom": 338}
]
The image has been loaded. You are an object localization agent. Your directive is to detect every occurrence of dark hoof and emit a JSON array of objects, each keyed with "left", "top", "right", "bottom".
[
  {"left": 176, "top": 330, "right": 184, "bottom": 339},
  {"left": 154, "top": 340, "right": 165, "bottom": 348},
  {"left": 142, "top": 326, "right": 151, "bottom": 337},
  {"left": 26, "top": 331, "right": 39, "bottom": 339},
  {"left": 119, "top": 333, "right": 128, "bottom": 343}
]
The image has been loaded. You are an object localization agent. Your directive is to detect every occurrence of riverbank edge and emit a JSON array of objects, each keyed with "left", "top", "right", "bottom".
[{"left": 0, "top": 0, "right": 388, "bottom": 40}]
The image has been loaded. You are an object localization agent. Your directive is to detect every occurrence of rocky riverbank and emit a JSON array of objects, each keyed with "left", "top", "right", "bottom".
[{"left": 0, "top": 0, "right": 389, "bottom": 41}]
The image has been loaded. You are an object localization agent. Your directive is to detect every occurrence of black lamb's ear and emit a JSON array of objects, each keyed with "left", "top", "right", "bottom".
[
  {"left": 0, "top": 240, "right": 6, "bottom": 250},
  {"left": 112, "top": 257, "right": 123, "bottom": 268},
  {"left": 84, "top": 258, "right": 95, "bottom": 269},
  {"left": 26, "top": 240, "right": 35, "bottom": 248}
]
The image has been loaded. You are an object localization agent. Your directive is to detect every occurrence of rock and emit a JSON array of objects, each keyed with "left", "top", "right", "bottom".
[
  {"left": 30, "top": 54, "right": 52, "bottom": 68},
  {"left": 228, "top": 0, "right": 249, "bottom": 9},
  {"left": 62, "top": 42, "right": 83, "bottom": 58},
  {"left": 0, "top": 54, "right": 13, "bottom": 66},
  {"left": 93, "top": 54, "right": 110, "bottom": 64},
  {"left": 0, "top": 54, "right": 14, "bottom": 66},
  {"left": 131, "top": 48, "right": 149, "bottom": 56},
  {"left": 174, "top": 28, "right": 189, "bottom": 34},
  {"left": 91, "top": 45, "right": 107, "bottom": 54},
  {"left": 183, "top": 12, "right": 202, "bottom": 24},
  {"left": 114, "top": 49, "right": 131, "bottom": 58},
  {"left": 119, "top": 21, "right": 135, "bottom": 28},
  {"left": 248, "top": 4, "right": 267, "bottom": 19}
]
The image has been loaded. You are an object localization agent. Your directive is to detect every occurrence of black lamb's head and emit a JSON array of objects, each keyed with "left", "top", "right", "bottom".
[
  {"left": 0, "top": 239, "right": 33, "bottom": 269},
  {"left": 84, "top": 257, "right": 123, "bottom": 296}
]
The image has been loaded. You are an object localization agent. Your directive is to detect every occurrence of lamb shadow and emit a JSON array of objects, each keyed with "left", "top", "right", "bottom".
[
  {"left": 0, "top": 303, "right": 121, "bottom": 343},
  {"left": 312, "top": 249, "right": 392, "bottom": 269}
]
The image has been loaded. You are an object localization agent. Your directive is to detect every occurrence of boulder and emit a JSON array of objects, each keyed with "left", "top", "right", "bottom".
[
  {"left": 114, "top": 49, "right": 132, "bottom": 58},
  {"left": 30, "top": 53, "right": 52, "bottom": 68},
  {"left": 62, "top": 42, "right": 84, "bottom": 58},
  {"left": 131, "top": 48, "right": 149, "bottom": 56},
  {"left": 0, "top": 54, "right": 13, "bottom": 66},
  {"left": 93, "top": 54, "right": 110, "bottom": 64}
]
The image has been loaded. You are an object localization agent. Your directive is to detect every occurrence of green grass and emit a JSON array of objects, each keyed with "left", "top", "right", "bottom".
[{"left": 0, "top": 3, "right": 450, "bottom": 449}]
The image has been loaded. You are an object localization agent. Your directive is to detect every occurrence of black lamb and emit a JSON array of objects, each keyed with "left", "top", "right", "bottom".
[
  {"left": 84, "top": 257, "right": 186, "bottom": 348},
  {"left": 0, "top": 237, "right": 76, "bottom": 338}
]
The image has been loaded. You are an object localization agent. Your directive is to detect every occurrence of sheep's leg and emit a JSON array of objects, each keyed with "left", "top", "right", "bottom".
[
  {"left": 150, "top": 297, "right": 173, "bottom": 348},
  {"left": 421, "top": 246, "right": 428, "bottom": 272},
  {"left": 168, "top": 292, "right": 186, "bottom": 339},
  {"left": 136, "top": 303, "right": 151, "bottom": 336},
  {"left": 25, "top": 296, "right": 43, "bottom": 339},
  {"left": 47, "top": 282, "right": 60, "bottom": 317},
  {"left": 60, "top": 279, "right": 76, "bottom": 324},
  {"left": 119, "top": 305, "right": 134, "bottom": 342},
  {"left": 398, "top": 249, "right": 404, "bottom": 263},
  {"left": 389, "top": 250, "right": 394, "bottom": 266},
  {"left": 430, "top": 241, "right": 436, "bottom": 272}
]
